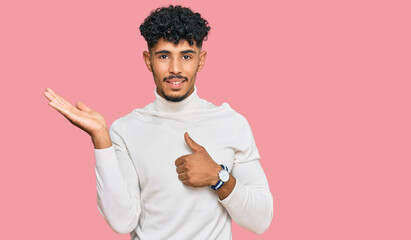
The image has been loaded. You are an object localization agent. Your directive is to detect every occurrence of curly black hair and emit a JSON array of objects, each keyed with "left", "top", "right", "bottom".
[{"left": 139, "top": 5, "right": 211, "bottom": 50}]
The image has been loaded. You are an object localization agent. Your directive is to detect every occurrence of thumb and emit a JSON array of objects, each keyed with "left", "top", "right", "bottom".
[
  {"left": 184, "top": 132, "right": 202, "bottom": 152},
  {"left": 76, "top": 101, "right": 93, "bottom": 113}
]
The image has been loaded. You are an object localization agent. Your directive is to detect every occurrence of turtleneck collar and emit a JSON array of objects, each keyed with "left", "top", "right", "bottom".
[{"left": 153, "top": 86, "right": 202, "bottom": 113}]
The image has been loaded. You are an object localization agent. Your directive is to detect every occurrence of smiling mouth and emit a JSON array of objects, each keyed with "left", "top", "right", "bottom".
[
  {"left": 165, "top": 79, "right": 187, "bottom": 89},
  {"left": 166, "top": 79, "right": 186, "bottom": 84}
]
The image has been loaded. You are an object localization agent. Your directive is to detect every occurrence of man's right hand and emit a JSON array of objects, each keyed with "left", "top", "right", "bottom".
[{"left": 43, "top": 88, "right": 112, "bottom": 149}]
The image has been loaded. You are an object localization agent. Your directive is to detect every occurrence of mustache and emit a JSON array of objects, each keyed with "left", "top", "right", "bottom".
[{"left": 163, "top": 75, "right": 188, "bottom": 82}]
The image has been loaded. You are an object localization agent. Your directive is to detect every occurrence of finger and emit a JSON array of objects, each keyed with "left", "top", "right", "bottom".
[
  {"left": 76, "top": 101, "right": 93, "bottom": 113},
  {"left": 46, "top": 88, "right": 62, "bottom": 104},
  {"left": 54, "top": 92, "right": 75, "bottom": 109},
  {"left": 178, "top": 173, "right": 188, "bottom": 181},
  {"left": 45, "top": 88, "right": 67, "bottom": 107},
  {"left": 44, "top": 90, "right": 56, "bottom": 102},
  {"left": 176, "top": 165, "right": 185, "bottom": 174},
  {"left": 44, "top": 91, "right": 65, "bottom": 110},
  {"left": 48, "top": 100, "right": 73, "bottom": 119},
  {"left": 175, "top": 155, "right": 190, "bottom": 167},
  {"left": 45, "top": 90, "right": 79, "bottom": 117},
  {"left": 184, "top": 132, "right": 202, "bottom": 152},
  {"left": 44, "top": 89, "right": 60, "bottom": 104},
  {"left": 59, "top": 96, "right": 74, "bottom": 108},
  {"left": 175, "top": 157, "right": 183, "bottom": 167}
]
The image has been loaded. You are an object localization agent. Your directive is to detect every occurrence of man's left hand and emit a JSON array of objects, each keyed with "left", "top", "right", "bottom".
[{"left": 175, "top": 132, "right": 222, "bottom": 187}]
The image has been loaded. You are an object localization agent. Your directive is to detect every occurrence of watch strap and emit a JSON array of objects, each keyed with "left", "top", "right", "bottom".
[{"left": 210, "top": 164, "right": 228, "bottom": 191}]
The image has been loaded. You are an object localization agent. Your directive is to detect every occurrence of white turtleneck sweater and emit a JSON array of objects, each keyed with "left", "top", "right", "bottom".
[{"left": 94, "top": 86, "right": 273, "bottom": 240}]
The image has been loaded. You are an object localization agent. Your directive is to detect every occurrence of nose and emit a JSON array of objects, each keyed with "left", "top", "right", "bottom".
[{"left": 169, "top": 57, "right": 182, "bottom": 75}]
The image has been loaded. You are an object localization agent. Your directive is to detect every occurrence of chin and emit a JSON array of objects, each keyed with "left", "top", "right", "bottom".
[
  {"left": 163, "top": 93, "right": 188, "bottom": 102},
  {"left": 162, "top": 87, "right": 193, "bottom": 102}
]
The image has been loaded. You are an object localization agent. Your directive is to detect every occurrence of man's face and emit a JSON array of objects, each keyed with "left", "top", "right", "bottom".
[{"left": 143, "top": 38, "right": 207, "bottom": 102}]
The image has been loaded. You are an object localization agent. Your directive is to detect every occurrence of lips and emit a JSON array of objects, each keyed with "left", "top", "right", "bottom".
[
  {"left": 165, "top": 79, "right": 186, "bottom": 89},
  {"left": 166, "top": 79, "right": 186, "bottom": 84}
]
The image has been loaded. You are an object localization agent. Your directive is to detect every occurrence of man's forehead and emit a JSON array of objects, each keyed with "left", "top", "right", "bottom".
[{"left": 150, "top": 38, "right": 200, "bottom": 53}]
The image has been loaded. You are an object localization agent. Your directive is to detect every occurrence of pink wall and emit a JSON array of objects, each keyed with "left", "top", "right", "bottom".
[{"left": 1, "top": 0, "right": 410, "bottom": 239}]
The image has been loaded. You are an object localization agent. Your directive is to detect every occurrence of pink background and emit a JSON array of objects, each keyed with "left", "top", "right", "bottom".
[{"left": 1, "top": 0, "right": 410, "bottom": 239}]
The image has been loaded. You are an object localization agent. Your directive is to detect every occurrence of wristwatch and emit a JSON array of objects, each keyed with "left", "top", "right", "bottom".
[{"left": 210, "top": 164, "right": 229, "bottom": 191}]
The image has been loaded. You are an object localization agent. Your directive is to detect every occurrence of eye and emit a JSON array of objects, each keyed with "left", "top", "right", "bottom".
[
  {"left": 159, "top": 55, "right": 168, "bottom": 59},
  {"left": 182, "top": 55, "right": 191, "bottom": 60}
]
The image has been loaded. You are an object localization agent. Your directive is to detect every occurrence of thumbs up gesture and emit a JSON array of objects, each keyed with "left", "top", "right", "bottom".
[{"left": 175, "top": 132, "right": 222, "bottom": 187}]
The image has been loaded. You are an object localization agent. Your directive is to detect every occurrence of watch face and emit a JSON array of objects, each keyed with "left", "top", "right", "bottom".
[{"left": 219, "top": 170, "right": 230, "bottom": 182}]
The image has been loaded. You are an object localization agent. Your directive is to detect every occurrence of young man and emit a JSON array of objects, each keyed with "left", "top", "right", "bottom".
[{"left": 44, "top": 5, "right": 273, "bottom": 239}]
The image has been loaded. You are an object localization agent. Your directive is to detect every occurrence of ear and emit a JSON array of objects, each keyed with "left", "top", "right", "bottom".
[
  {"left": 143, "top": 51, "right": 153, "bottom": 72},
  {"left": 197, "top": 50, "right": 207, "bottom": 72}
]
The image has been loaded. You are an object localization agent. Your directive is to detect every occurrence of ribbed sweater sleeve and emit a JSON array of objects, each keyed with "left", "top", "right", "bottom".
[
  {"left": 94, "top": 121, "right": 141, "bottom": 234},
  {"left": 218, "top": 115, "right": 273, "bottom": 234}
]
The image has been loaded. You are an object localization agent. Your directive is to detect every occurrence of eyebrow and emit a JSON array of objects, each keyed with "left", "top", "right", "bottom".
[
  {"left": 181, "top": 50, "right": 196, "bottom": 54},
  {"left": 154, "top": 50, "right": 196, "bottom": 55}
]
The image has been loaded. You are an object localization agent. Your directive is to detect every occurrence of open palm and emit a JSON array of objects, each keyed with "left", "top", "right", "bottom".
[{"left": 43, "top": 88, "right": 107, "bottom": 136}]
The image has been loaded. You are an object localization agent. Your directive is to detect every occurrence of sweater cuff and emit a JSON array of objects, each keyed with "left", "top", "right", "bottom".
[
  {"left": 94, "top": 145, "right": 117, "bottom": 166},
  {"left": 218, "top": 178, "right": 247, "bottom": 209}
]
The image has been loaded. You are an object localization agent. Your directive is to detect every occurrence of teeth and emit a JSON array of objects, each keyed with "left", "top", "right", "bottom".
[{"left": 171, "top": 81, "right": 182, "bottom": 84}]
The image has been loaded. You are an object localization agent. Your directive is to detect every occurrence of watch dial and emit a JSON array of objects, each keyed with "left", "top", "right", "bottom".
[{"left": 219, "top": 170, "right": 229, "bottom": 182}]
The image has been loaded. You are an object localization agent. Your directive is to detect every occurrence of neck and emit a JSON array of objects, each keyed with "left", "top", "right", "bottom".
[{"left": 153, "top": 86, "right": 201, "bottom": 112}]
